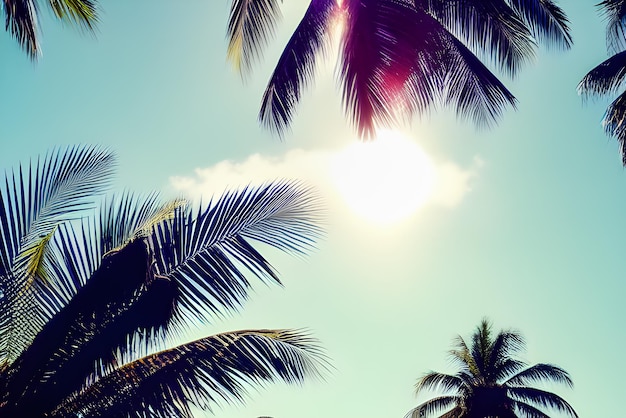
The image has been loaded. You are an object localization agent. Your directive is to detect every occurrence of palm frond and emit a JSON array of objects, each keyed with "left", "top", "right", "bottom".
[
  {"left": 601, "top": 89, "right": 626, "bottom": 165},
  {"left": 415, "top": 372, "right": 465, "bottom": 395},
  {"left": 18, "top": 225, "right": 57, "bottom": 285},
  {"left": 427, "top": 0, "right": 536, "bottom": 77},
  {"left": 259, "top": 0, "right": 337, "bottom": 135},
  {"left": 150, "top": 181, "right": 322, "bottom": 322},
  {"left": 507, "top": 387, "right": 578, "bottom": 417},
  {"left": 100, "top": 191, "right": 185, "bottom": 255},
  {"left": 504, "top": 363, "right": 573, "bottom": 388},
  {"left": 578, "top": 50, "right": 626, "bottom": 97},
  {"left": 598, "top": 0, "right": 626, "bottom": 52},
  {"left": 3, "top": 0, "right": 40, "bottom": 58},
  {"left": 508, "top": 0, "right": 572, "bottom": 49},
  {"left": 488, "top": 329, "right": 525, "bottom": 379},
  {"left": 448, "top": 335, "right": 477, "bottom": 376},
  {"left": 48, "top": 0, "right": 98, "bottom": 31},
  {"left": 340, "top": 0, "right": 450, "bottom": 137},
  {"left": 494, "top": 358, "right": 527, "bottom": 383},
  {"left": 52, "top": 329, "right": 328, "bottom": 418},
  {"left": 404, "top": 396, "right": 460, "bottom": 418},
  {"left": 0, "top": 144, "right": 114, "bottom": 364},
  {"left": 441, "top": 33, "right": 518, "bottom": 128},
  {"left": 227, "top": 0, "right": 282, "bottom": 74},
  {"left": 2, "top": 239, "right": 160, "bottom": 416},
  {"left": 512, "top": 399, "right": 551, "bottom": 418}
]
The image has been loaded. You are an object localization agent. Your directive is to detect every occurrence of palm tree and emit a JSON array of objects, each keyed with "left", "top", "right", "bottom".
[
  {"left": 404, "top": 319, "right": 577, "bottom": 418},
  {"left": 0, "top": 144, "right": 327, "bottom": 417},
  {"left": 227, "top": 0, "right": 572, "bottom": 138},
  {"left": 3, "top": 0, "right": 98, "bottom": 58},
  {"left": 578, "top": 0, "right": 626, "bottom": 165}
]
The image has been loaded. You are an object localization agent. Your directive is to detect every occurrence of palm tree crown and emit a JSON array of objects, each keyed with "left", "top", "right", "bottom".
[
  {"left": 0, "top": 145, "right": 328, "bottom": 417},
  {"left": 3, "top": 0, "right": 98, "bottom": 58},
  {"left": 578, "top": 0, "right": 626, "bottom": 165},
  {"left": 227, "top": 0, "right": 572, "bottom": 138},
  {"left": 405, "top": 319, "right": 577, "bottom": 418}
]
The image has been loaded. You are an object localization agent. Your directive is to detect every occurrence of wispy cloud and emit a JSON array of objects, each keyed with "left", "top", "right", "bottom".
[{"left": 169, "top": 148, "right": 481, "bottom": 212}]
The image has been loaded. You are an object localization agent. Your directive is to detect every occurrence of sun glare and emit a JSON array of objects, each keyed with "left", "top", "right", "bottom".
[{"left": 331, "top": 130, "right": 436, "bottom": 224}]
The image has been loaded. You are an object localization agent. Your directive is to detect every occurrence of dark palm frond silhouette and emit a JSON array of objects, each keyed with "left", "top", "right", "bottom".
[
  {"left": 578, "top": 0, "right": 626, "bottom": 165},
  {"left": 404, "top": 319, "right": 577, "bottom": 418},
  {"left": 0, "top": 144, "right": 328, "bottom": 417},
  {"left": 3, "top": 0, "right": 99, "bottom": 59},
  {"left": 227, "top": 0, "right": 572, "bottom": 138}
]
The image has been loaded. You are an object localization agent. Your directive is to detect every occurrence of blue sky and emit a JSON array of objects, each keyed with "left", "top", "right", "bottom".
[{"left": 1, "top": 1, "right": 624, "bottom": 417}]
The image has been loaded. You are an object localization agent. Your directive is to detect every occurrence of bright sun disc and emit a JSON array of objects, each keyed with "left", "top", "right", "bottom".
[{"left": 331, "top": 130, "right": 436, "bottom": 224}]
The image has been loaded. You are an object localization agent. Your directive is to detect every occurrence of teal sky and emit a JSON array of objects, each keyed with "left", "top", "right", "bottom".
[{"left": 1, "top": 1, "right": 623, "bottom": 417}]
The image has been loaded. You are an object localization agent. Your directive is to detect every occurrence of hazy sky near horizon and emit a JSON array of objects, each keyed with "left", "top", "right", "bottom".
[{"left": 1, "top": 1, "right": 624, "bottom": 417}]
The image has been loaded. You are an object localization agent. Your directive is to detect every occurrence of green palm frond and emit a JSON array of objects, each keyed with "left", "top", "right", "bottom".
[
  {"left": 449, "top": 335, "right": 478, "bottom": 377},
  {"left": 52, "top": 329, "right": 328, "bottom": 418},
  {"left": 227, "top": 0, "right": 282, "bottom": 74},
  {"left": 150, "top": 181, "right": 323, "bottom": 322},
  {"left": 48, "top": 0, "right": 98, "bottom": 30},
  {"left": 18, "top": 225, "right": 57, "bottom": 285}
]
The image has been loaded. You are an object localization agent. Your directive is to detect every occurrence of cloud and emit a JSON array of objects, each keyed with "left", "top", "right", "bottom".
[{"left": 169, "top": 148, "right": 482, "bottom": 211}]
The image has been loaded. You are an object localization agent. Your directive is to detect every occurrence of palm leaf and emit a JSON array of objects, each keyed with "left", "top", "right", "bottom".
[
  {"left": 260, "top": 0, "right": 337, "bottom": 135},
  {"left": 415, "top": 372, "right": 466, "bottom": 394},
  {"left": 51, "top": 329, "right": 328, "bottom": 418},
  {"left": 150, "top": 180, "right": 322, "bottom": 322},
  {"left": 340, "top": 0, "right": 451, "bottom": 137},
  {"left": 2, "top": 0, "right": 40, "bottom": 58},
  {"left": 504, "top": 363, "right": 573, "bottom": 388},
  {"left": 598, "top": 0, "right": 626, "bottom": 52},
  {"left": 441, "top": 32, "right": 518, "bottom": 128},
  {"left": 601, "top": 89, "right": 626, "bottom": 165},
  {"left": 427, "top": 0, "right": 536, "bottom": 76},
  {"left": 99, "top": 191, "right": 185, "bottom": 255},
  {"left": 404, "top": 396, "right": 460, "bottom": 418},
  {"left": 227, "top": 0, "right": 282, "bottom": 74},
  {"left": 2, "top": 239, "right": 160, "bottom": 416},
  {"left": 578, "top": 50, "right": 626, "bottom": 97},
  {"left": 508, "top": 0, "right": 572, "bottom": 49},
  {"left": 507, "top": 386, "right": 578, "bottom": 417},
  {"left": 0, "top": 144, "right": 114, "bottom": 364},
  {"left": 512, "top": 399, "right": 551, "bottom": 418},
  {"left": 48, "top": 0, "right": 98, "bottom": 30}
]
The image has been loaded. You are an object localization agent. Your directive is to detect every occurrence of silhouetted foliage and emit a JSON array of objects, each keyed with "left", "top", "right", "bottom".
[
  {"left": 578, "top": 0, "right": 626, "bottom": 165},
  {"left": 0, "top": 145, "right": 328, "bottom": 417},
  {"left": 227, "top": 0, "right": 572, "bottom": 137},
  {"left": 404, "top": 319, "right": 577, "bottom": 418}
]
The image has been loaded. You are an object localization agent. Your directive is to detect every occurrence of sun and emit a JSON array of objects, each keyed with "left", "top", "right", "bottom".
[{"left": 330, "top": 130, "right": 436, "bottom": 224}]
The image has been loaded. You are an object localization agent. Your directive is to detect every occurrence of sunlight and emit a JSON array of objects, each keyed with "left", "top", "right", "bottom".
[{"left": 331, "top": 129, "right": 436, "bottom": 224}]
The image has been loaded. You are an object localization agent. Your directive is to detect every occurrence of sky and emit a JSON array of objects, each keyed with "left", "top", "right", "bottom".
[{"left": 0, "top": 1, "right": 623, "bottom": 417}]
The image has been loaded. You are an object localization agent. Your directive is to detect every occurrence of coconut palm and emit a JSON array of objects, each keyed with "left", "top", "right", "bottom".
[
  {"left": 0, "top": 144, "right": 327, "bottom": 417},
  {"left": 227, "top": 0, "right": 572, "bottom": 138},
  {"left": 3, "top": 0, "right": 98, "bottom": 59},
  {"left": 404, "top": 319, "right": 577, "bottom": 418},
  {"left": 578, "top": 0, "right": 626, "bottom": 165}
]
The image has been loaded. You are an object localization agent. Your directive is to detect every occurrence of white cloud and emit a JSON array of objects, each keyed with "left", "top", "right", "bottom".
[{"left": 169, "top": 147, "right": 482, "bottom": 213}]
